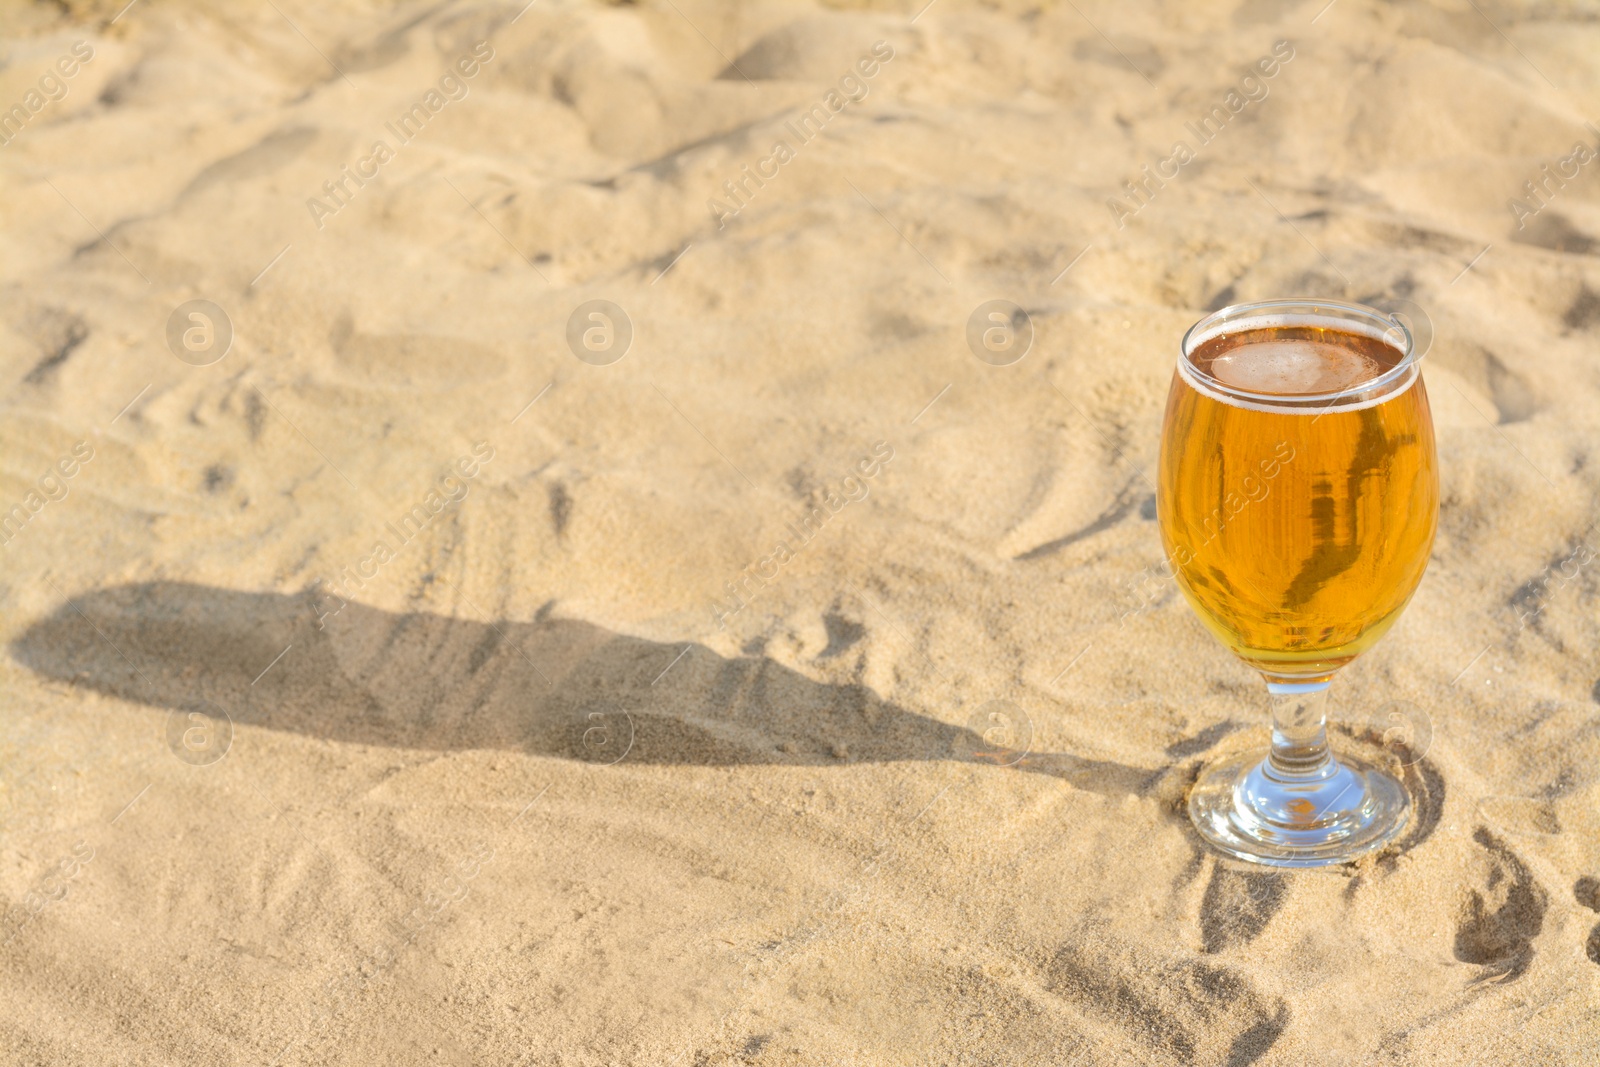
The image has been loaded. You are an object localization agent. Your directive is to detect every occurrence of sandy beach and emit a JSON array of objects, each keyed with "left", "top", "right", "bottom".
[{"left": 2, "top": 0, "right": 1599, "bottom": 1062}]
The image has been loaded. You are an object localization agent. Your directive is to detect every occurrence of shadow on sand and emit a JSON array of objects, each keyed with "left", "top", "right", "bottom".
[{"left": 10, "top": 581, "right": 1164, "bottom": 797}]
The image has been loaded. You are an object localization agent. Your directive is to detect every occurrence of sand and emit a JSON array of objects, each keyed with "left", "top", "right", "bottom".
[{"left": 1, "top": 0, "right": 1598, "bottom": 1063}]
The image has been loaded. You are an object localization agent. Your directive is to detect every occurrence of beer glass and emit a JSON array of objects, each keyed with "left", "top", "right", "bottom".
[{"left": 1158, "top": 299, "right": 1437, "bottom": 866}]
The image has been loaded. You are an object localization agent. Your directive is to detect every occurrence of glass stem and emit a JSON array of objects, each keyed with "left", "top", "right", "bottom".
[{"left": 1264, "top": 678, "right": 1335, "bottom": 779}]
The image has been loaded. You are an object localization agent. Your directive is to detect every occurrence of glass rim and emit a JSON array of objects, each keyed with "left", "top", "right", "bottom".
[{"left": 1179, "top": 298, "right": 1420, "bottom": 410}]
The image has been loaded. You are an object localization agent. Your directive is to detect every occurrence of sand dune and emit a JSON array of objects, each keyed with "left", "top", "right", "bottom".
[{"left": 2, "top": 0, "right": 1598, "bottom": 1063}]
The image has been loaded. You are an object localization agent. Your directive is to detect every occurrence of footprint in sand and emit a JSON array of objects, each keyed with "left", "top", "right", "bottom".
[
  {"left": 1575, "top": 876, "right": 1600, "bottom": 966},
  {"left": 1452, "top": 828, "right": 1548, "bottom": 984}
]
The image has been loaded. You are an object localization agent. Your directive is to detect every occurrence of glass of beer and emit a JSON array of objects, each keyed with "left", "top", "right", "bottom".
[{"left": 1158, "top": 299, "right": 1437, "bottom": 866}]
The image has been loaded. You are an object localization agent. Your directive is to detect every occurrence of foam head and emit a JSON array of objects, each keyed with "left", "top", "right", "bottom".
[{"left": 1206, "top": 339, "right": 1388, "bottom": 396}]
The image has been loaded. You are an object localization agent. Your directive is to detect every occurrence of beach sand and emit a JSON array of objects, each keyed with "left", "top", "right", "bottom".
[{"left": 1, "top": 0, "right": 1598, "bottom": 1062}]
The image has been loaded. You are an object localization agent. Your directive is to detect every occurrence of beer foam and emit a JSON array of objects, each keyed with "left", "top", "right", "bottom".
[{"left": 1206, "top": 340, "right": 1385, "bottom": 396}]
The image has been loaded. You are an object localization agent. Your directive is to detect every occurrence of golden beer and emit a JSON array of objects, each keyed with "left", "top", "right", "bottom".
[
  {"left": 1158, "top": 323, "right": 1438, "bottom": 681},
  {"left": 1165, "top": 300, "right": 1437, "bottom": 867}
]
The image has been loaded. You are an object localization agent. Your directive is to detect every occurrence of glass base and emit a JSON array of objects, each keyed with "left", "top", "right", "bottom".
[{"left": 1188, "top": 747, "right": 1410, "bottom": 868}]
